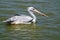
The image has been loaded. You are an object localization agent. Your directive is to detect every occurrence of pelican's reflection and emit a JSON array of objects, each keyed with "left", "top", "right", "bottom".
[
  {"left": 4, "top": 24, "right": 38, "bottom": 39},
  {"left": 6, "top": 24, "right": 37, "bottom": 31},
  {"left": 4, "top": 24, "right": 43, "bottom": 40}
]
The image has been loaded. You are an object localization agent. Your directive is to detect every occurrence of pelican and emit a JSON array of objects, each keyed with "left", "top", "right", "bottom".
[{"left": 3, "top": 7, "right": 48, "bottom": 24}]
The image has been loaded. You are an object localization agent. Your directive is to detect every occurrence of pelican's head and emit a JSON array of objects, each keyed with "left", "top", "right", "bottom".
[{"left": 27, "top": 7, "right": 48, "bottom": 17}]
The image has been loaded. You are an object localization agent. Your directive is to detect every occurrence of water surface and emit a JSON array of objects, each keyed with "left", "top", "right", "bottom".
[{"left": 0, "top": 0, "right": 60, "bottom": 40}]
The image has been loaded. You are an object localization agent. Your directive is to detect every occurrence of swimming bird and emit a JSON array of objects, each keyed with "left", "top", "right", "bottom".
[{"left": 3, "top": 7, "right": 48, "bottom": 24}]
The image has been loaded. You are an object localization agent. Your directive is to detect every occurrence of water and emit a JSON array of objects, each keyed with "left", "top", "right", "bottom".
[{"left": 0, "top": 0, "right": 60, "bottom": 40}]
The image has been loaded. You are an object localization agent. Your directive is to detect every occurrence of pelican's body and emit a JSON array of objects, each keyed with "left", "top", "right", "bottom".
[
  {"left": 3, "top": 7, "right": 48, "bottom": 24},
  {"left": 4, "top": 15, "right": 33, "bottom": 24}
]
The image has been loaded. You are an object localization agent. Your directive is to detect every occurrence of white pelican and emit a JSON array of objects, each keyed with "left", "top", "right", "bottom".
[{"left": 3, "top": 7, "right": 48, "bottom": 24}]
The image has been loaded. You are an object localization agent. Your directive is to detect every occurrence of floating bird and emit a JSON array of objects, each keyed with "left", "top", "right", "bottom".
[{"left": 3, "top": 7, "right": 48, "bottom": 24}]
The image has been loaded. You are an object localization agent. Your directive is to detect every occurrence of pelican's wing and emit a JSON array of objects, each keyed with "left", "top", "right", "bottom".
[
  {"left": 14, "top": 15, "right": 33, "bottom": 23},
  {"left": 3, "top": 15, "right": 33, "bottom": 23}
]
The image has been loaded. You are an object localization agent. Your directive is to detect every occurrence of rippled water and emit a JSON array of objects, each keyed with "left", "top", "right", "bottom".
[{"left": 0, "top": 0, "right": 60, "bottom": 40}]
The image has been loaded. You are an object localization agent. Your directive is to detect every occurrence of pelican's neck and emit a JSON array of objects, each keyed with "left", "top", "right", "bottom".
[{"left": 28, "top": 11, "right": 36, "bottom": 23}]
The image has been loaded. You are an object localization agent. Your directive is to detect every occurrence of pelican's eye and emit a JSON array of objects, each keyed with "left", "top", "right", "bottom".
[
  {"left": 33, "top": 9, "right": 35, "bottom": 10},
  {"left": 30, "top": 9, "right": 35, "bottom": 11}
]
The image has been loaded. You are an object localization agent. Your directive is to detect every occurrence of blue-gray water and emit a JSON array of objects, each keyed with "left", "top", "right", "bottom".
[{"left": 0, "top": 0, "right": 60, "bottom": 40}]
